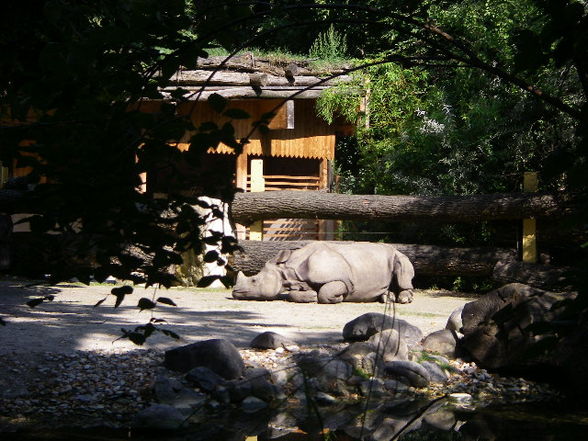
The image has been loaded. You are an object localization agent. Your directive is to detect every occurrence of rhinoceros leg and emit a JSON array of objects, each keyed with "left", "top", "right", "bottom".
[
  {"left": 317, "top": 281, "right": 348, "bottom": 304},
  {"left": 287, "top": 289, "right": 318, "bottom": 303},
  {"left": 396, "top": 289, "right": 414, "bottom": 304}
]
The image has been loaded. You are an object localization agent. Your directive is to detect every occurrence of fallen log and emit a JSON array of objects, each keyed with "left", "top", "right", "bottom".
[
  {"left": 492, "top": 261, "right": 577, "bottom": 290},
  {"left": 231, "top": 240, "right": 517, "bottom": 277},
  {"left": 231, "top": 191, "right": 571, "bottom": 225}
]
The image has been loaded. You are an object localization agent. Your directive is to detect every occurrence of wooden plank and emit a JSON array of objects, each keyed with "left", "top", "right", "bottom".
[
  {"left": 522, "top": 171, "right": 538, "bottom": 263},
  {"left": 268, "top": 100, "right": 295, "bottom": 130}
]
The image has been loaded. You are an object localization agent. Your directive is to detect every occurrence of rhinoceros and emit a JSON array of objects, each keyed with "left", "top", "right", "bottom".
[{"left": 232, "top": 242, "right": 415, "bottom": 304}]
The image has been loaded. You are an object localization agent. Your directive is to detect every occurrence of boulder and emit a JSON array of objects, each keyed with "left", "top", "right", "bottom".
[
  {"left": 164, "top": 339, "right": 245, "bottom": 379},
  {"left": 294, "top": 351, "right": 353, "bottom": 396},
  {"left": 250, "top": 331, "right": 296, "bottom": 350},
  {"left": 343, "top": 313, "right": 423, "bottom": 346},
  {"left": 420, "top": 361, "right": 449, "bottom": 383},
  {"left": 132, "top": 404, "right": 186, "bottom": 430},
  {"left": 421, "top": 329, "right": 458, "bottom": 358},
  {"left": 241, "top": 396, "right": 268, "bottom": 413},
  {"left": 445, "top": 305, "right": 464, "bottom": 334},
  {"left": 384, "top": 361, "right": 430, "bottom": 388},
  {"left": 459, "top": 283, "right": 575, "bottom": 370},
  {"left": 341, "top": 329, "right": 408, "bottom": 376},
  {"left": 153, "top": 375, "right": 206, "bottom": 409},
  {"left": 369, "top": 329, "right": 409, "bottom": 361},
  {"left": 185, "top": 366, "right": 227, "bottom": 392}
]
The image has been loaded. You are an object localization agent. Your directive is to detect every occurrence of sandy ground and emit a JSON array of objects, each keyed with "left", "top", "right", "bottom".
[{"left": 0, "top": 279, "right": 475, "bottom": 354}]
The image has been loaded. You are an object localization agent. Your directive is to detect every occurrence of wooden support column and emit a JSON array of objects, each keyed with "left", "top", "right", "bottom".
[
  {"left": 235, "top": 153, "right": 249, "bottom": 240},
  {"left": 0, "top": 162, "right": 8, "bottom": 188},
  {"left": 522, "top": 171, "right": 538, "bottom": 263},
  {"left": 249, "top": 158, "right": 265, "bottom": 241},
  {"left": 317, "top": 158, "right": 335, "bottom": 240}
]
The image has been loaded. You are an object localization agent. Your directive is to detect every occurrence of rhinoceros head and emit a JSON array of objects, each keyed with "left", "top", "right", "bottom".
[{"left": 232, "top": 264, "right": 283, "bottom": 300}]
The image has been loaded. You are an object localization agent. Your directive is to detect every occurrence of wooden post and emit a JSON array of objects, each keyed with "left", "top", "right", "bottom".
[
  {"left": 317, "top": 158, "right": 335, "bottom": 240},
  {"left": 522, "top": 171, "right": 538, "bottom": 263},
  {"left": 235, "top": 153, "right": 248, "bottom": 241},
  {"left": 0, "top": 162, "right": 8, "bottom": 188},
  {"left": 249, "top": 158, "right": 265, "bottom": 241}
]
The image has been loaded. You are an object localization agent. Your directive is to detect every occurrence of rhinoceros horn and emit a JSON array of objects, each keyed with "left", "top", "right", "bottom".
[{"left": 232, "top": 266, "right": 282, "bottom": 300}]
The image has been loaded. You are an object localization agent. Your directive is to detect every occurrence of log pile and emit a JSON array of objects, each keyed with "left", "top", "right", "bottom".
[
  {"left": 162, "top": 54, "right": 354, "bottom": 100},
  {"left": 231, "top": 239, "right": 517, "bottom": 277}
]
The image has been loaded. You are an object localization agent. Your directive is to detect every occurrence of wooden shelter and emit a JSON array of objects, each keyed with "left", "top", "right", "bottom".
[{"left": 155, "top": 54, "right": 353, "bottom": 241}]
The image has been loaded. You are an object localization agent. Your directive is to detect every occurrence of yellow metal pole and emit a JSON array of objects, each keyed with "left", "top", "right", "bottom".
[
  {"left": 249, "top": 158, "right": 265, "bottom": 241},
  {"left": 522, "top": 172, "right": 538, "bottom": 263}
]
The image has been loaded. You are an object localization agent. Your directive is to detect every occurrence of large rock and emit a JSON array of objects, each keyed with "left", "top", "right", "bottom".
[
  {"left": 132, "top": 404, "right": 186, "bottom": 430},
  {"left": 185, "top": 366, "right": 227, "bottom": 392},
  {"left": 164, "top": 339, "right": 245, "bottom": 379},
  {"left": 343, "top": 313, "right": 423, "bottom": 346},
  {"left": 153, "top": 375, "right": 206, "bottom": 409},
  {"left": 421, "top": 329, "right": 458, "bottom": 358},
  {"left": 460, "top": 283, "right": 575, "bottom": 370},
  {"left": 294, "top": 350, "right": 353, "bottom": 396},
  {"left": 341, "top": 329, "right": 408, "bottom": 375},
  {"left": 445, "top": 305, "right": 464, "bottom": 334},
  {"left": 384, "top": 361, "right": 430, "bottom": 388}
]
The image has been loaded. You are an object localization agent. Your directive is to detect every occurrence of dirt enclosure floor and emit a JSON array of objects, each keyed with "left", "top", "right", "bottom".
[{"left": 0, "top": 280, "right": 474, "bottom": 354}]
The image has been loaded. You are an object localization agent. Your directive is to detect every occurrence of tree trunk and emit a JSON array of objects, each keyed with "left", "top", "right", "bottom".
[
  {"left": 492, "top": 261, "right": 576, "bottom": 290},
  {"left": 231, "top": 191, "right": 571, "bottom": 225},
  {"left": 231, "top": 240, "right": 517, "bottom": 277}
]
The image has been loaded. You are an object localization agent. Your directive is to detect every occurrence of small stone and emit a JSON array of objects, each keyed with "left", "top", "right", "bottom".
[
  {"left": 448, "top": 392, "right": 472, "bottom": 402},
  {"left": 250, "top": 331, "right": 296, "bottom": 350},
  {"left": 241, "top": 396, "right": 268, "bottom": 413},
  {"left": 314, "top": 392, "right": 337, "bottom": 406}
]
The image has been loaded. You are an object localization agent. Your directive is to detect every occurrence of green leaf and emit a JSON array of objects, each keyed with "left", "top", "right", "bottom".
[
  {"left": 94, "top": 297, "right": 108, "bottom": 308},
  {"left": 223, "top": 108, "right": 250, "bottom": 119},
  {"left": 203, "top": 250, "right": 219, "bottom": 263},
  {"left": 114, "top": 293, "right": 126, "bottom": 308},
  {"left": 197, "top": 275, "right": 221, "bottom": 287},
  {"left": 161, "top": 329, "right": 180, "bottom": 340},
  {"left": 220, "top": 275, "right": 233, "bottom": 288},
  {"left": 112, "top": 285, "right": 134, "bottom": 296},
  {"left": 208, "top": 93, "right": 227, "bottom": 113},
  {"left": 26, "top": 298, "right": 45, "bottom": 308},
  {"left": 138, "top": 297, "right": 157, "bottom": 311},
  {"left": 127, "top": 332, "right": 146, "bottom": 346},
  {"left": 150, "top": 318, "right": 168, "bottom": 324},
  {"left": 156, "top": 297, "right": 177, "bottom": 306}
]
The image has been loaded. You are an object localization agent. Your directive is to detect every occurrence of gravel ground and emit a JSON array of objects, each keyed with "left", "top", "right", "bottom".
[
  {"left": 0, "top": 280, "right": 472, "bottom": 354},
  {"left": 0, "top": 279, "right": 559, "bottom": 431}
]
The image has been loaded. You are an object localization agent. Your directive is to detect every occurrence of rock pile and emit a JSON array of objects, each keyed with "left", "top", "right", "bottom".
[{"left": 134, "top": 307, "right": 561, "bottom": 431}]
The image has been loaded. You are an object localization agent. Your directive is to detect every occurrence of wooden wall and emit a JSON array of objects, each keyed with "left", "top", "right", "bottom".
[{"left": 176, "top": 99, "right": 335, "bottom": 160}]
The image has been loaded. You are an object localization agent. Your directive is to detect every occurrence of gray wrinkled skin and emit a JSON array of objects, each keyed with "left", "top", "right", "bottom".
[{"left": 232, "top": 242, "right": 415, "bottom": 304}]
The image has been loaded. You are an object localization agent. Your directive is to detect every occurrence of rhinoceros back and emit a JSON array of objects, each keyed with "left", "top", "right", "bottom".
[{"left": 276, "top": 242, "right": 398, "bottom": 302}]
